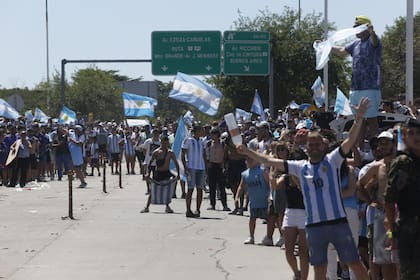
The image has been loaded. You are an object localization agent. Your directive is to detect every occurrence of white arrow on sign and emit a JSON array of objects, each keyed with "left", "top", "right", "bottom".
[
  {"left": 205, "top": 65, "right": 212, "bottom": 71},
  {"left": 161, "top": 65, "right": 168, "bottom": 72},
  {"left": 243, "top": 65, "right": 250, "bottom": 72}
]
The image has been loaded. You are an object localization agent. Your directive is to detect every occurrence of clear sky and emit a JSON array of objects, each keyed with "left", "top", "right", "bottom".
[{"left": 1, "top": 0, "right": 417, "bottom": 89}]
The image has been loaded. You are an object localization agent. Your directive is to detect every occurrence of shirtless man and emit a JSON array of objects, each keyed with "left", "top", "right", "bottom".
[
  {"left": 140, "top": 135, "right": 180, "bottom": 214},
  {"left": 206, "top": 128, "right": 230, "bottom": 211},
  {"left": 359, "top": 130, "right": 398, "bottom": 280}
]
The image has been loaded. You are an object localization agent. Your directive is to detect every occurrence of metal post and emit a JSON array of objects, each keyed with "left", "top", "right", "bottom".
[
  {"left": 103, "top": 156, "right": 107, "bottom": 193},
  {"left": 119, "top": 156, "right": 122, "bottom": 188},
  {"left": 406, "top": 0, "right": 414, "bottom": 105},
  {"left": 60, "top": 59, "right": 66, "bottom": 107},
  {"left": 68, "top": 170, "right": 74, "bottom": 219},
  {"left": 45, "top": 0, "right": 50, "bottom": 111},
  {"left": 269, "top": 52, "right": 274, "bottom": 117},
  {"left": 323, "top": 0, "right": 329, "bottom": 110}
]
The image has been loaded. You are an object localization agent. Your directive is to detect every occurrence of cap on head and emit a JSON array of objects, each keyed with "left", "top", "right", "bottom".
[
  {"left": 354, "top": 15, "right": 371, "bottom": 27},
  {"left": 377, "top": 131, "right": 394, "bottom": 141}
]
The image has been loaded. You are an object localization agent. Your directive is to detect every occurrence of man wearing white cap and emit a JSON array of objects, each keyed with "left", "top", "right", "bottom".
[
  {"left": 359, "top": 130, "right": 398, "bottom": 279},
  {"left": 332, "top": 15, "right": 382, "bottom": 150}
]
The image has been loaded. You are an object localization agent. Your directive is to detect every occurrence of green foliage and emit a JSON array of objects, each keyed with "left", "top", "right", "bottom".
[
  {"left": 66, "top": 67, "right": 124, "bottom": 121},
  {"left": 208, "top": 7, "right": 351, "bottom": 116},
  {"left": 381, "top": 12, "right": 420, "bottom": 101}
]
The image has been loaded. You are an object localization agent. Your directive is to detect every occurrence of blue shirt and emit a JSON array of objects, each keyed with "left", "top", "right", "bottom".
[
  {"left": 241, "top": 166, "right": 270, "bottom": 209},
  {"left": 346, "top": 36, "right": 381, "bottom": 90}
]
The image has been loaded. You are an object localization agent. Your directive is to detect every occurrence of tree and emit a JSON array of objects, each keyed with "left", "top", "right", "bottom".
[
  {"left": 208, "top": 7, "right": 351, "bottom": 117},
  {"left": 66, "top": 67, "right": 124, "bottom": 121},
  {"left": 381, "top": 12, "right": 420, "bottom": 102}
]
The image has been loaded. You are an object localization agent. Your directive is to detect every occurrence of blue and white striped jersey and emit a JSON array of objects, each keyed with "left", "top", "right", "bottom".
[
  {"left": 182, "top": 136, "right": 205, "bottom": 170},
  {"left": 287, "top": 147, "right": 347, "bottom": 226},
  {"left": 107, "top": 134, "right": 121, "bottom": 153}
]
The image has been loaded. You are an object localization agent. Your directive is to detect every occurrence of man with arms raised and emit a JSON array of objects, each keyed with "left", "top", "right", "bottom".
[{"left": 236, "top": 98, "right": 370, "bottom": 280}]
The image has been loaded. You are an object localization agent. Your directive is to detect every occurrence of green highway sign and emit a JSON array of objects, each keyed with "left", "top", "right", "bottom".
[
  {"left": 223, "top": 42, "right": 270, "bottom": 75},
  {"left": 223, "top": 31, "right": 270, "bottom": 41},
  {"left": 151, "top": 31, "right": 221, "bottom": 75}
]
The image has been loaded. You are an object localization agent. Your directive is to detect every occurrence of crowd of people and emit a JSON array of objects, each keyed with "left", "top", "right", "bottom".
[{"left": 1, "top": 14, "right": 420, "bottom": 280}]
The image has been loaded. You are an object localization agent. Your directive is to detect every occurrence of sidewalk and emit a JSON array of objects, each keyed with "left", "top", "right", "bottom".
[{"left": 0, "top": 169, "right": 311, "bottom": 280}]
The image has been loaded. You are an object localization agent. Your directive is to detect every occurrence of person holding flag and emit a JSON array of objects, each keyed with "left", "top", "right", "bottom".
[{"left": 332, "top": 15, "right": 382, "bottom": 149}]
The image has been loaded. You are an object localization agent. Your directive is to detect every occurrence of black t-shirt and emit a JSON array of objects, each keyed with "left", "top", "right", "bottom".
[{"left": 313, "top": 111, "right": 335, "bottom": 129}]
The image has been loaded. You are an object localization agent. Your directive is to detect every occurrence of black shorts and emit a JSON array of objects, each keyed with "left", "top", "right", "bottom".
[
  {"left": 30, "top": 154, "right": 38, "bottom": 169},
  {"left": 98, "top": 144, "right": 107, "bottom": 153},
  {"left": 111, "top": 153, "right": 120, "bottom": 162}
]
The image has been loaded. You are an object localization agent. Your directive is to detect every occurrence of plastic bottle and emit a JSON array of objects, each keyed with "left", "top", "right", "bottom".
[{"left": 224, "top": 113, "right": 242, "bottom": 146}]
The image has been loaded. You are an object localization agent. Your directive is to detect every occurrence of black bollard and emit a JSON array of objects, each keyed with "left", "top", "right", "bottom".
[
  {"left": 118, "top": 158, "right": 122, "bottom": 188},
  {"left": 102, "top": 158, "right": 107, "bottom": 193},
  {"left": 68, "top": 170, "right": 74, "bottom": 219}
]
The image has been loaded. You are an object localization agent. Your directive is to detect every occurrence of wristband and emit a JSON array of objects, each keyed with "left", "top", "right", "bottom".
[{"left": 386, "top": 230, "right": 393, "bottom": 239}]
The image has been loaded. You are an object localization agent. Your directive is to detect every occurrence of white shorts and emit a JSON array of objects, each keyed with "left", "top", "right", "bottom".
[{"left": 282, "top": 208, "right": 307, "bottom": 230}]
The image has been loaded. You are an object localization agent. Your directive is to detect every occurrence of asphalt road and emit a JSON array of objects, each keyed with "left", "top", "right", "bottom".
[{"left": 0, "top": 167, "right": 313, "bottom": 280}]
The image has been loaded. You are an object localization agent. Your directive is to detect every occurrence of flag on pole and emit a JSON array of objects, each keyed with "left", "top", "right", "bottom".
[
  {"left": 58, "top": 105, "right": 76, "bottom": 124},
  {"left": 334, "top": 88, "right": 353, "bottom": 116},
  {"left": 250, "top": 90, "right": 265, "bottom": 121},
  {"left": 25, "top": 110, "right": 34, "bottom": 122},
  {"left": 169, "top": 72, "right": 222, "bottom": 116},
  {"left": 235, "top": 108, "right": 252, "bottom": 122},
  {"left": 311, "top": 76, "right": 326, "bottom": 107},
  {"left": 170, "top": 116, "right": 188, "bottom": 180},
  {"left": 122, "top": 92, "right": 156, "bottom": 118},
  {"left": 0, "top": 99, "right": 20, "bottom": 120},
  {"left": 397, "top": 126, "right": 406, "bottom": 151},
  {"left": 34, "top": 107, "right": 49, "bottom": 123}
]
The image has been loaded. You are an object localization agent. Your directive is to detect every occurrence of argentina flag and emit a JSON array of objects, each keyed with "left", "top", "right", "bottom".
[
  {"left": 0, "top": 99, "right": 20, "bottom": 120},
  {"left": 250, "top": 90, "right": 265, "bottom": 121},
  {"left": 34, "top": 107, "right": 49, "bottom": 123},
  {"left": 311, "top": 76, "right": 326, "bottom": 108},
  {"left": 122, "top": 92, "right": 157, "bottom": 118},
  {"left": 235, "top": 108, "right": 252, "bottom": 122},
  {"left": 334, "top": 88, "right": 353, "bottom": 116},
  {"left": 169, "top": 72, "right": 222, "bottom": 116},
  {"left": 170, "top": 116, "right": 188, "bottom": 181},
  {"left": 58, "top": 105, "right": 76, "bottom": 124}
]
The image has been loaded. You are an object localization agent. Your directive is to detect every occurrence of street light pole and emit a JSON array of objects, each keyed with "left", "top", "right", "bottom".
[
  {"left": 406, "top": 0, "right": 413, "bottom": 105},
  {"left": 45, "top": 0, "right": 50, "bottom": 110},
  {"left": 323, "top": 0, "right": 329, "bottom": 109}
]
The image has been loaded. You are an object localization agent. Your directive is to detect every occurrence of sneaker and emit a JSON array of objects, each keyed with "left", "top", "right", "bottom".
[
  {"left": 222, "top": 207, "right": 231, "bottom": 211},
  {"left": 194, "top": 210, "right": 200, "bottom": 217},
  {"left": 243, "top": 237, "right": 255, "bottom": 245},
  {"left": 207, "top": 206, "right": 215, "bottom": 210},
  {"left": 259, "top": 236, "right": 273, "bottom": 246},
  {"left": 78, "top": 182, "right": 87, "bottom": 188},
  {"left": 229, "top": 208, "right": 239, "bottom": 215},
  {"left": 275, "top": 237, "right": 285, "bottom": 247},
  {"left": 140, "top": 207, "right": 149, "bottom": 213},
  {"left": 165, "top": 206, "right": 174, "bottom": 214},
  {"left": 237, "top": 208, "right": 244, "bottom": 216}
]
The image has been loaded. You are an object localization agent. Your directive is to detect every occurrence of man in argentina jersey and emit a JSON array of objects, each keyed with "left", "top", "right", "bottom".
[{"left": 237, "top": 97, "right": 370, "bottom": 280}]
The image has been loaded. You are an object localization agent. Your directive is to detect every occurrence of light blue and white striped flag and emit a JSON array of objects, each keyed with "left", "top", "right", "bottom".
[
  {"left": 170, "top": 116, "right": 188, "bottom": 181},
  {"left": 235, "top": 108, "right": 252, "bottom": 122},
  {"left": 311, "top": 76, "right": 326, "bottom": 108},
  {"left": 25, "top": 110, "right": 34, "bottom": 122},
  {"left": 58, "top": 105, "right": 76, "bottom": 124},
  {"left": 397, "top": 126, "right": 406, "bottom": 151},
  {"left": 250, "top": 90, "right": 265, "bottom": 121},
  {"left": 122, "top": 92, "right": 156, "bottom": 118},
  {"left": 0, "top": 99, "right": 20, "bottom": 120},
  {"left": 334, "top": 88, "right": 353, "bottom": 116},
  {"left": 169, "top": 72, "right": 222, "bottom": 116},
  {"left": 34, "top": 107, "right": 49, "bottom": 123}
]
